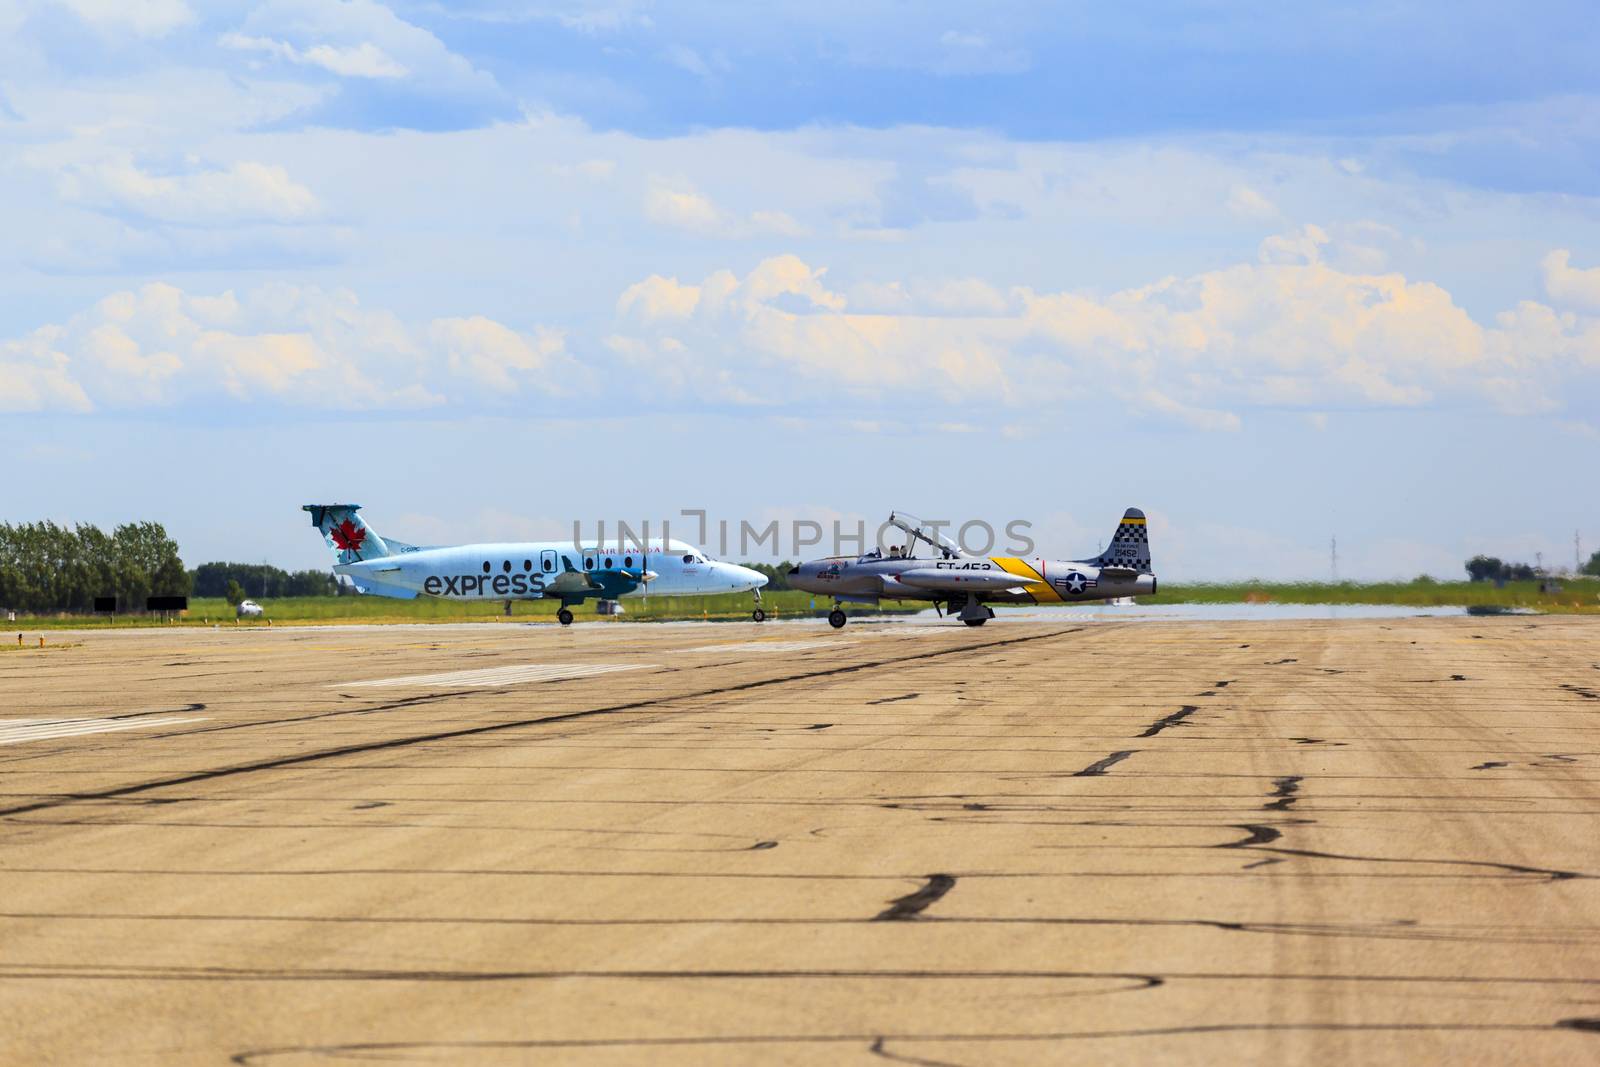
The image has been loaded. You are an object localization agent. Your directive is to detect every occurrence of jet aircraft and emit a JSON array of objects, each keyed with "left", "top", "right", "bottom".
[
  {"left": 788, "top": 509, "right": 1156, "bottom": 628},
  {"left": 304, "top": 504, "right": 768, "bottom": 625}
]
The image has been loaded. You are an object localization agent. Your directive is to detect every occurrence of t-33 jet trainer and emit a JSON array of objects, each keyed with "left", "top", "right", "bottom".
[
  {"left": 788, "top": 509, "right": 1156, "bottom": 628},
  {"left": 304, "top": 504, "right": 768, "bottom": 625}
]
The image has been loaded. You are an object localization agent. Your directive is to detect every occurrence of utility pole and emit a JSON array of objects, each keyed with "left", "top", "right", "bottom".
[
  {"left": 1330, "top": 536, "right": 1338, "bottom": 583},
  {"left": 1578, "top": 530, "right": 1583, "bottom": 574}
]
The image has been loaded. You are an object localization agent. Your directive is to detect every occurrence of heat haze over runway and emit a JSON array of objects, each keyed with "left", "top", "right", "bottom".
[{"left": 1, "top": 616, "right": 1598, "bottom": 1064}]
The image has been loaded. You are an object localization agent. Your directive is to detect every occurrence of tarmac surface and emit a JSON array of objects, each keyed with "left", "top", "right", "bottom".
[{"left": 1, "top": 614, "right": 1598, "bottom": 1064}]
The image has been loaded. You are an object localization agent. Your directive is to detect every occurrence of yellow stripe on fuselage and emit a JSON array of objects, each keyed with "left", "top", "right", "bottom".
[{"left": 991, "top": 557, "right": 1064, "bottom": 604}]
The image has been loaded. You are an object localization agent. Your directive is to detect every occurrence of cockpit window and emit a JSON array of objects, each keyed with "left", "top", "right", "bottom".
[{"left": 682, "top": 554, "right": 695, "bottom": 564}]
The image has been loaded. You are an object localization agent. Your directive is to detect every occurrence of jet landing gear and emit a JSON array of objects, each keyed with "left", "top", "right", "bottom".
[
  {"left": 955, "top": 599, "right": 994, "bottom": 628},
  {"left": 828, "top": 608, "right": 848, "bottom": 629},
  {"left": 556, "top": 607, "right": 574, "bottom": 626},
  {"left": 752, "top": 588, "right": 766, "bottom": 623}
]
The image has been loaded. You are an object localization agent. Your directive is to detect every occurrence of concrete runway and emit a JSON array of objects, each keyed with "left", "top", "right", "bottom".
[{"left": 1, "top": 615, "right": 1598, "bottom": 1064}]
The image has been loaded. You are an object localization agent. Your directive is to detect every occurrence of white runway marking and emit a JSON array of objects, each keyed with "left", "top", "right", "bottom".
[
  {"left": 683, "top": 640, "right": 843, "bottom": 654},
  {"left": 336, "top": 662, "right": 657, "bottom": 689},
  {"left": 0, "top": 716, "right": 209, "bottom": 746}
]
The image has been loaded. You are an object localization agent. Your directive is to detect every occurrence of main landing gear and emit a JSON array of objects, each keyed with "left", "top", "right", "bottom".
[
  {"left": 828, "top": 608, "right": 847, "bottom": 629},
  {"left": 556, "top": 607, "right": 574, "bottom": 626},
  {"left": 953, "top": 597, "right": 994, "bottom": 628}
]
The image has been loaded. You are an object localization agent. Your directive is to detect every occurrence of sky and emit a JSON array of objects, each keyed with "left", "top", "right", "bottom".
[{"left": 2, "top": 0, "right": 1598, "bottom": 580}]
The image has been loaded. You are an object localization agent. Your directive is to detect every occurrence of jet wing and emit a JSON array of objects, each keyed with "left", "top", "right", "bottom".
[{"left": 896, "top": 568, "right": 1041, "bottom": 593}]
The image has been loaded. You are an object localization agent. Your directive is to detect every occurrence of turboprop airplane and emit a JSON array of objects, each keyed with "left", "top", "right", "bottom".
[
  {"left": 303, "top": 504, "right": 768, "bottom": 625},
  {"left": 787, "top": 509, "right": 1156, "bottom": 628}
]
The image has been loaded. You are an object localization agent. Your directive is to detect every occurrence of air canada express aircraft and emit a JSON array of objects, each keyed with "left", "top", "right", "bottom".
[
  {"left": 304, "top": 504, "right": 768, "bottom": 625},
  {"left": 788, "top": 508, "right": 1157, "bottom": 628}
]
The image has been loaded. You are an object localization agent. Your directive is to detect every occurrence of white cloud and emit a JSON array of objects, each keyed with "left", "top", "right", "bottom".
[
  {"left": 220, "top": 34, "right": 409, "bottom": 79},
  {"left": 0, "top": 283, "right": 579, "bottom": 411},
  {"left": 430, "top": 316, "right": 569, "bottom": 393},
  {"left": 644, "top": 180, "right": 809, "bottom": 238},
  {"left": 55, "top": 0, "right": 192, "bottom": 39},
  {"left": 608, "top": 239, "right": 1600, "bottom": 426},
  {"left": 1543, "top": 249, "right": 1600, "bottom": 312},
  {"left": 60, "top": 159, "right": 321, "bottom": 223},
  {"left": 1227, "top": 184, "right": 1279, "bottom": 220},
  {"left": 220, "top": 0, "right": 497, "bottom": 95}
]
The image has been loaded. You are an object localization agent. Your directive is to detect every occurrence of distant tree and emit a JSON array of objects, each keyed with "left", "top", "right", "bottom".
[
  {"left": 0, "top": 520, "right": 187, "bottom": 613},
  {"left": 1465, "top": 556, "right": 1503, "bottom": 582},
  {"left": 191, "top": 562, "right": 337, "bottom": 598},
  {"left": 1583, "top": 551, "right": 1600, "bottom": 578},
  {"left": 1465, "top": 555, "right": 1538, "bottom": 583},
  {"left": 224, "top": 580, "right": 246, "bottom": 607}
]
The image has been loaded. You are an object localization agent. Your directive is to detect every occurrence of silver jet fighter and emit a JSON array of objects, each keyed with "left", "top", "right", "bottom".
[{"left": 788, "top": 509, "right": 1156, "bottom": 628}]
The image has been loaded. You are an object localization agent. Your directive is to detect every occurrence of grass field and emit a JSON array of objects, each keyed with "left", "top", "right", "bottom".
[
  {"left": 1142, "top": 578, "right": 1600, "bottom": 614},
  {"left": 8, "top": 590, "right": 917, "bottom": 629},
  {"left": 7, "top": 579, "right": 1598, "bottom": 629}
]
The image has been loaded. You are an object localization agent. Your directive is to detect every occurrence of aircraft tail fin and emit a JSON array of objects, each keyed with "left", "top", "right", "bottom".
[
  {"left": 1093, "top": 508, "right": 1152, "bottom": 573},
  {"left": 303, "top": 504, "right": 392, "bottom": 566}
]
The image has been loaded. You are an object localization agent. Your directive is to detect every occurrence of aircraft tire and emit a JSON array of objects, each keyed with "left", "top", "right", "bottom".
[
  {"left": 753, "top": 608, "right": 766, "bottom": 623},
  {"left": 963, "top": 617, "right": 987, "bottom": 627},
  {"left": 827, "top": 609, "right": 847, "bottom": 629},
  {"left": 557, "top": 608, "right": 574, "bottom": 626}
]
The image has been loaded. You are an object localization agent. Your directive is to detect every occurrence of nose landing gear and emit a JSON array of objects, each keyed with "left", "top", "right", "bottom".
[{"left": 752, "top": 588, "right": 766, "bottom": 623}]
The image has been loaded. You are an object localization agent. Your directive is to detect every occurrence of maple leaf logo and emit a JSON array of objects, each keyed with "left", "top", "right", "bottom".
[{"left": 329, "top": 519, "right": 367, "bottom": 553}]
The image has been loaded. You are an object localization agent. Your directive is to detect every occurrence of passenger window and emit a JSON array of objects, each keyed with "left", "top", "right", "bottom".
[
  {"left": 543, "top": 557, "right": 554, "bottom": 572},
  {"left": 585, "top": 556, "right": 594, "bottom": 569},
  {"left": 523, "top": 559, "right": 532, "bottom": 571},
  {"left": 604, "top": 557, "right": 613, "bottom": 568},
  {"left": 503, "top": 560, "right": 511, "bottom": 572},
  {"left": 481, "top": 562, "right": 490, "bottom": 574},
  {"left": 624, "top": 556, "right": 633, "bottom": 567}
]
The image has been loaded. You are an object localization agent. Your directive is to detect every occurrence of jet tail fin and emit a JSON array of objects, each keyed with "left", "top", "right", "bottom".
[
  {"left": 1091, "top": 508, "right": 1152, "bottom": 574},
  {"left": 303, "top": 504, "right": 392, "bottom": 566}
]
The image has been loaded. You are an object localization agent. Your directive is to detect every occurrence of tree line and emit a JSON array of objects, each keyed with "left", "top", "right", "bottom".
[
  {"left": 190, "top": 562, "right": 339, "bottom": 599},
  {"left": 1465, "top": 554, "right": 1600, "bottom": 581},
  {"left": 0, "top": 521, "right": 190, "bottom": 613}
]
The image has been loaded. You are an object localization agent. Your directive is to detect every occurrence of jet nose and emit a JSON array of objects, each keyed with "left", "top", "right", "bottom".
[{"left": 722, "top": 563, "right": 767, "bottom": 590}]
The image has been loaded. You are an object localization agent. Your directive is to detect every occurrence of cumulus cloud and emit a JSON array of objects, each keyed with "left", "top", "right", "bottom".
[
  {"left": 608, "top": 238, "right": 1600, "bottom": 427},
  {"left": 0, "top": 283, "right": 576, "bottom": 412},
  {"left": 1543, "top": 250, "right": 1600, "bottom": 312}
]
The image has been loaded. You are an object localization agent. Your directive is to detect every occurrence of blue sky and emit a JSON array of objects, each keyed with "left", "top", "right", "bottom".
[{"left": 3, "top": 1, "right": 1598, "bottom": 579}]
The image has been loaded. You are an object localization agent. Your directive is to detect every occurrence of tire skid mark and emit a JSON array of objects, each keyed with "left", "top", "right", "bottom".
[
  {"left": 875, "top": 874, "right": 956, "bottom": 921},
  {"left": 1138, "top": 706, "right": 1198, "bottom": 738},
  {"left": 1265, "top": 776, "right": 1304, "bottom": 811},
  {"left": 1216, "top": 821, "right": 1585, "bottom": 881},
  {"left": 1073, "top": 750, "right": 1139, "bottom": 777}
]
